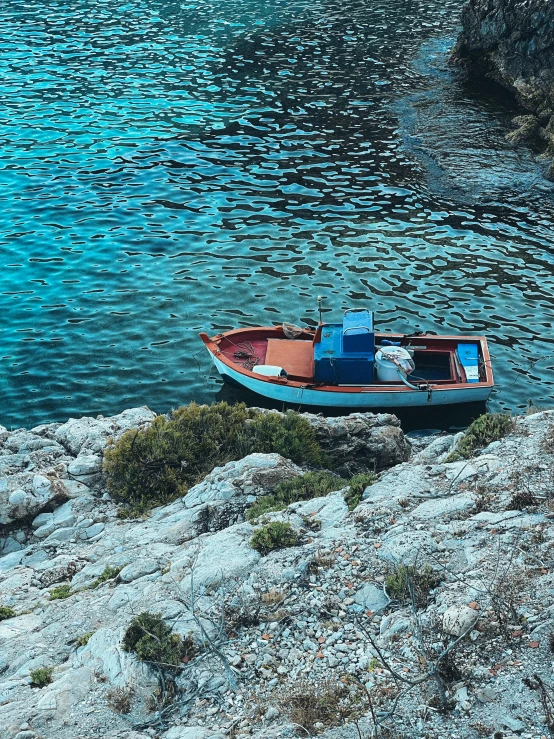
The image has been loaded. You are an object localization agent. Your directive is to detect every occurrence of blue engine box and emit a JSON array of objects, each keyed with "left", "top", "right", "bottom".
[
  {"left": 343, "top": 309, "right": 374, "bottom": 354},
  {"left": 314, "top": 321, "right": 375, "bottom": 385}
]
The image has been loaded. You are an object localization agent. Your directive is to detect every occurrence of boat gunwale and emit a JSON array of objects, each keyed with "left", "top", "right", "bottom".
[{"left": 200, "top": 326, "right": 495, "bottom": 394}]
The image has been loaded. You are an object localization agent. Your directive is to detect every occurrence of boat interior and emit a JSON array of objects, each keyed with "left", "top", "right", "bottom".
[{"left": 215, "top": 310, "right": 489, "bottom": 387}]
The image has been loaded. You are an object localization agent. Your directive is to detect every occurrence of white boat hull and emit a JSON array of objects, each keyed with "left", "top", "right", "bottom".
[{"left": 212, "top": 355, "right": 491, "bottom": 408}]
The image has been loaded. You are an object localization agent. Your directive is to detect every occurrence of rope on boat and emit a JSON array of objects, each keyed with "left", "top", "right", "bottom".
[{"left": 231, "top": 341, "right": 261, "bottom": 371}]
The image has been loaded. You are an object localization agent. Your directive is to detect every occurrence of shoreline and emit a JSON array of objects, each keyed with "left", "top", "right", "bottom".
[{"left": 452, "top": 0, "right": 554, "bottom": 177}]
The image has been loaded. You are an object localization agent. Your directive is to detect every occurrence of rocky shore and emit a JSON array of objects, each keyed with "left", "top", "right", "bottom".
[
  {"left": 452, "top": 0, "right": 554, "bottom": 177},
  {"left": 1, "top": 405, "right": 554, "bottom": 739}
]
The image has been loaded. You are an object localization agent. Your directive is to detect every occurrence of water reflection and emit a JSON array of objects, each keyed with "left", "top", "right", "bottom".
[{"left": 1, "top": 0, "right": 554, "bottom": 428}]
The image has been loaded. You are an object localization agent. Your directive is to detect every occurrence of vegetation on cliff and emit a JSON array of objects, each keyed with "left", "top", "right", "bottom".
[{"left": 103, "top": 402, "right": 329, "bottom": 515}]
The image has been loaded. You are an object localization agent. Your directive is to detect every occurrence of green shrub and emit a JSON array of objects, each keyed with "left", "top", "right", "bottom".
[
  {"left": 76, "top": 631, "right": 94, "bottom": 647},
  {"left": 344, "top": 473, "right": 377, "bottom": 511},
  {"left": 250, "top": 522, "right": 298, "bottom": 555},
  {"left": 445, "top": 413, "right": 514, "bottom": 462},
  {"left": 89, "top": 566, "right": 122, "bottom": 590},
  {"left": 122, "top": 612, "right": 195, "bottom": 669},
  {"left": 244, "top": 412, "right": 329, "bottom": 468},
  {"left": 49, "top": 584, "right": 72, "bottom": 600},
  {"left": 30, "top": 666, "right": 54, "bottom": 688},
  {"left": 247, "top": 471, "right": 346, "bottom": 521},
  {"left": 385, "top": 564, "right": 441, "bottom": 609},
  {"left": 0, "top": 606, "right": 16, "bottom": 621},
  {"left": 104, "top": 402, "right": 328, "bottom": 516}
]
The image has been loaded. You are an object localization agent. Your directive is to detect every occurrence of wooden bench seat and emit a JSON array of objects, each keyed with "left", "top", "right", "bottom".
[{"left": 265, "top": 339, "right": 314, "bottom": 380}]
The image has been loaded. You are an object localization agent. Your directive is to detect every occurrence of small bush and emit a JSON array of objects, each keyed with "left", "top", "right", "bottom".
[
  {"left": 89, "top": 566, "right": 122, "bottom": 589},
  {"left": 385, "top": 564, "right": 441, "bottom": 609},
  {"left": 244, "top": 412, "right": 329, "bottom": 468},
  {"left": 107, "top": 685, "right": 134, "bottom": 714},
  {"left": 490, "top": 567, "right": 527, "bottom": 636},
  {"left": 507, "top": 490, "right": 538, "bottom": 510},
  {"left": 247, "top": 471, "right": 346, "bottom": 521},
  {"left": 76, "top": 631, "right": 94, "bottom": 647},
  {"left": 30, "top": 666, "right": 54, "bottom": 688},
  {"left": 0, "top": 606, "right": 16, "bottom": 621},
  {"left": 473, "top": 483, "right": 493, "bottom": 513},
  {"left": 250, "top": 522, "right": 298, "bottom": 555},
  {"left": 122, "top": 612, "right": 195, "bottom": 669},
  {"left": 49, "top": 584, "right": 72, "bottom": 600},
  {"left": 104, "top": 403, "right": 328, "bottom": 515},
  {"left": 308, "top": 549, "right": 335, "bottom": 573},
  {"left": 225, "top": 596, "right": 264, "bottom": 631},
  {"left": 445, "top": 413, "right": 514, "bottom": 462},
  {"left": 344, "top": 473, "right": 377, "bottom": 511},
  {"left": 275, "top": 678, "right": 364, "bottom": 733}
]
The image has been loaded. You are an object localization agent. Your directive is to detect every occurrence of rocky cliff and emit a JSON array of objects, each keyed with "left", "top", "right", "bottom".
[
  {"left": 1, "top": 406, "right": 554, "bottom": 739},
  {"left": 453, "top": 0, "right": 554, "bottom": 174}
]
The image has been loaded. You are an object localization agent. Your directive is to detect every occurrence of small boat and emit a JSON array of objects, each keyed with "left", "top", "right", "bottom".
[{"left": 199, "top": 305, "right": 494, "bottom": 409}]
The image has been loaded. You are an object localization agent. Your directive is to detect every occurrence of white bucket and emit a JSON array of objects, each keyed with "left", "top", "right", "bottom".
[{"left": 375, "top": 347, "right": 413, "bottom": 383}]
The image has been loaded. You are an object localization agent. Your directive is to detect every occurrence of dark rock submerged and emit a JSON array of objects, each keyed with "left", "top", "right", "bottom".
[{"left": 453, "top": 0, "right": 554, "bottom": 174}]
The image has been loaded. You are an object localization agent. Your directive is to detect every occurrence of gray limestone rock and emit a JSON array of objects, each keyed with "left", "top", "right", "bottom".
[
  {"left": 162, "top": 728, "right": 224, "bottom": 739},
  {"left": 67, "top": 454, "right": 102, "bottom": 481},
  {"left": 442, "top": 605, "right": 480, "bottom": 637},
  {"left": 361, "top": 463, "right": 435, "bottom": 506},
  {"left": 0, "top": 404, "right": 552, "bottom": 739},
  {"left": 411, "top": 494, "right": 474, "bottom": 520},
  {"left": 413, "top": 432, "right": 465, "bottom": 464},
  {"left": 119, "top": 559, "right": 159, "bottom": 583},
  {"left": 176, "top": 523, "right": 261, "bottom": 593},
  {"left": 34, "top": 501, "right": 75, "bottom": 539},
  {"left": 0, "top": 472, "right": 65, "bottom": 526},
  {"left": 183, "top": 453, "right": 302, "bottom": 509},
  {"left": 54, "top": 407, "right": 156, "bottom": 456},
  {"left": 354, "top": 583, "right": 389, "bottom": 612},
  {"left": 378, "top": 528, "right": 439, "bottom": 565},
  {"left": 42, "top": 527, "right": 76, "bottom": 545},
  {"left": 253, "top": 408, "right": 411, "bottom": 475},
  {"left": 453, "top": 0, "right": 554, "bottom": 174}
]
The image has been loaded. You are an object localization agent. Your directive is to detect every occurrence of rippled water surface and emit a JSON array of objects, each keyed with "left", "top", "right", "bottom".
[{"left": 2, "top": 0, "right": 554, "bottom": 428}]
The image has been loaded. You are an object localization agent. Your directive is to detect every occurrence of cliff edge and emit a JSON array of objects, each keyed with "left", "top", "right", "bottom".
[
  {"left": 453, "top": 0, "right": 554, "bottom": 174},
  {"left": 2, "top": 405, "right": 554, "bottom": 738}
]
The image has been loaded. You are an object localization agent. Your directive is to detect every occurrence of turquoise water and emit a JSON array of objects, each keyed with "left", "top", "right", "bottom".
[{"left": 2, "top": 0, "right": 554, "bottom": 428}]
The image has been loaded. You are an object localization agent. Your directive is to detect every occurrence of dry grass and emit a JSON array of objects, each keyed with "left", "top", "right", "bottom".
[
  {"left": 261, "top": 587, "right": 286, "bottom": 606},
  {"left": 473, "top": 483, "right": 494, "bottom": 513},
  {"left": 107, "top": 686, "right": 134, "bottom": 714},
  {"left": 273, "top": 678, "right": 364, "bottom": 734},
  {"left": 490, "top": 567, "right": 527, "bottom": 637},
  {"left": 308, "top": 548, "right": 335, "bottom": 573},
  {"left": 508, "top": 490, "right": 539, "bottom": 510}
]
